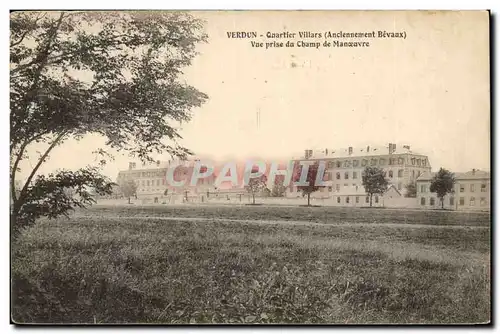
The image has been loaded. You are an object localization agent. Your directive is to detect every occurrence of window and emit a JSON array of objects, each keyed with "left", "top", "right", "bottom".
[
  {"left": 398, "top": 169, "right": 404, "bottom": 178},
  {"left": 353, "top": 171, "right": 357, "bottom": 179},
  {"left": 328, "top": 161, "right": 335, "bottom": 168},
  {"left": 417, "top": 159, "right": 421, "bottom": 166},
  {"left": 470, "top": 184, "right": 475, "bottom": 192},
  {"left": 353, "top": 160, "right": 359, "bottom": 167},
  {"left": 450, "top": 197, "right": 454, "bottom": 206},
  {"left": 344, "top": 160, "right": 351, "bottom": 168},
  {"left": 157, "top": 179, "right": 160, "bottom": 186},
  {"left": 459, "top": 197, "right": 465, "bottom": 206},
  {"left": 420, "top": 185, "right": 426, "bottom": 193},
  {"left": 430, "top": 197, "right": 435, "bottom": 206},
  {"left": 337, "top": 197, "right": 341, "bottom": 203},
  {"left": 389, "top": 158, "right": 395, "bottom": 165},
  {"left": 362, "top": 159, "right": 368, "bottom": 167},
  {"left": 380, "top": 158, "right": 386, "bottom": 165},
  {"left": 365, "top": 196, "right": 369, "bottom": 203},
  {"left": 141, "top": 180, "right": 145, "bottom": 186},
  {"left": 398, "top": 183, "right": 402, "bottom": 190},
  {"left": 344, "top": 184, "right": 348, "bottom": 187},
  {"left": 388, "top": 170, "right": 393, "bottom": 178},
  {"left": 328, "top": 186, "right": 332, "bottom": 192},
  {"left": 398, "top": 158, "right": 404, "bottom": 165},
  {"left": 480, "top": 197, "right": 487, "bottom": 206},
  {"left": 336, "top": 184, "right": 340, "bottom": 191},
  {"left": 422, "top": 159, "right": 427, "bottom": 166},
  {"left": 346, "top": 196, "right": 350, "bottom": 204},
  {"left": 411, "top": 158, "right": 416, "bottom": 165},
  {"left": 421, "top": 197, "right": 426, "bottom": 205},
  {"left": 356, "top": 196, "right": 360, "bottom": 203},
  {"left": 344, "top": 172, "right": 349, "bottom": 180},
  {"left": 375, "top": 196, "right": 379, "bottom": 203},
  {"left": 370, "top": 158, "right": 377, "bottom": 166},
  {"left": 147, "top": 180, "right": 150, "bottom": 186},
  {"left": 470, "top": 197, "right": 475, "bottom": 206},
  {"left": 481, "top": 184, "right": 487, "bottom": 192},
  {"left": 460, "top": 185, "right": 465, "bottom": 192},
  {"left": 336, "top": 161, "right": 341, "bottom": 168},
  {"left": 336, "top": 172, "right": 340, "bottom": 180}
]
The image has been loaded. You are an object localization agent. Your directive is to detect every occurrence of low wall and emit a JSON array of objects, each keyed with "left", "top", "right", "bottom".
[{"left": 96, "top": 195, "right": 421, "bottom": 208}]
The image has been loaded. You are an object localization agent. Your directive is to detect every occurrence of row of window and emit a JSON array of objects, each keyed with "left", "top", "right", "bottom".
[
  {"left": 459, "top": 183, "right": 488, "bottom": 193},
  {"left": 326, "top": 157, "right": 427, "bottom": 169},
  {"left": 326, "top": 183, "right": 404, "bottom": 192},
  {"left": 420, "top": 183, "right": 488, "bottom": 193},
  {"left": 121, "top": 171, "right": 166, "bottom": 179},
  {"left": 333, "top": 169, "right": 414, "bottom": 181},
  {"left": 336, "top": 195, "right": 379, "bottom": 204},
  {"left": 420, "top": 197, "right": 488, "bottom": 206}
]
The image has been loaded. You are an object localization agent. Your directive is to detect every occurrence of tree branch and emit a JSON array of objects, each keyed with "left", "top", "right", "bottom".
[
  {"left": 10, "top": 13, "right": 45, "bottom": 48},
  {"left": 15, "top": 131, "right": 67, "bottom": 212}
]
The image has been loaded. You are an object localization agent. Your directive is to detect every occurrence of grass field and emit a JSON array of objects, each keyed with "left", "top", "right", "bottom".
[{"left": 11, "top": 205, "right": 491, "bottom": 324}]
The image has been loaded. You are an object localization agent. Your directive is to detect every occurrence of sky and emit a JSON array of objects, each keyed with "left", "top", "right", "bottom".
[{"left": 19, "top": 11, "right": 490, "bottom": 181}]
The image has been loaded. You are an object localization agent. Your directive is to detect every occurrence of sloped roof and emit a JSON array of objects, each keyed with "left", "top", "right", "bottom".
[
  {"left": 386, "top": 184, "right": 402, "bottom": 197},
  {"left": 455, "top": 170, "right": 491, "bottom": 180},
  {"left": 417, "top": 170, "right": 490, "bottom": 182}
]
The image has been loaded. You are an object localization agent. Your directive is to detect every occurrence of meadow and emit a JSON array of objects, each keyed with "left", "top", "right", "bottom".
[{"left": 11, "top": 205, "right": 491, "bottom": 324}]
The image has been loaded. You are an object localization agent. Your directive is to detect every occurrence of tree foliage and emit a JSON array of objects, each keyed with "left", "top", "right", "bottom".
[
  {"left": 245, "top": 171, "right": 268, "bottom": 205},
  {"left": 12, "top": 166, "right": 114, "bottom": 236},
  {"left": 119, "top": 179, "right": 138, "bottom": 204},
  {"left": 430, "top": 168, "right": 455, "bottom": 209},
  {"left": 361, "top": 166, "right": 388, "bottom": 207},
  {"left": 10, "top": 11, "right": 207, "bottom": 233},
  {"left": 404, "top": 181, "right": 417, "bottom": 198},
  {"left": 270, "top": 175, "right": 287, "bottom": 197},
  {"left": 292, "top": 162, "right": 326, "bottom": 206}
]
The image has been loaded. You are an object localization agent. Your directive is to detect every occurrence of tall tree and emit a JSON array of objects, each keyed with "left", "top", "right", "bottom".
[
  {"left": 119, "top": 179, "right": 138, "bottom": 204},
  {"left": 270, "top": 175, "right": 287, "bottom": 197},
  {"left": 293, "top": 162, "right": 326, "bottom": 206},
  {"left": 362, "top": 166, "right": 388, "bottom": 207},
  {"left": 404, "top": 181, "right": 417, "bottom": 198},
  {"left": 10, "top": 11, "right": 207, "bottom": 234},
  {"left": 430, "top": 168, "right": 455, "bottom": 209},
  {"left": 245, "top": 174, "right": 268, "bottom": 205}
]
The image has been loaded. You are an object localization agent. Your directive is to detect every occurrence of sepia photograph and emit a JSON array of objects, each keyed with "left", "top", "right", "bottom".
[{"left": 9, "top": 10, "right": 491, "bottom": 325}]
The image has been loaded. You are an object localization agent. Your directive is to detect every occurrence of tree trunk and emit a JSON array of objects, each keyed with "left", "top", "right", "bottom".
[
  {"left": 307, "top": 193, "right": 311, "bottom": 206},
  {"left": 441, "top": 198, "right": 444, "bottom": 209},
  {"left": 252, "top": 193, "right": 255, "bottom": 205},
  {"left": 370, "top": 194, "right": 373, "bottom": 207},
  {"left": 128, "top": 196, "right": 131, "bottom": 204}
]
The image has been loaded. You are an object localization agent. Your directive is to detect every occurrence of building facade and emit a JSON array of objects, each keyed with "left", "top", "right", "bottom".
[
  {"left": 289, "top": 143, "right": 431, "bottom": 198},
  {"left": 416, "top": 169, "right": 491, "bottom": 211},
  {"left": 116, "top": 159, "right": 217, "bottom": 203}
]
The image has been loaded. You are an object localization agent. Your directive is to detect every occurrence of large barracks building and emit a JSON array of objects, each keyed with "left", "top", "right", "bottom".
[{"left": 112, "top": 143, "right": 490, "bottom": 211}]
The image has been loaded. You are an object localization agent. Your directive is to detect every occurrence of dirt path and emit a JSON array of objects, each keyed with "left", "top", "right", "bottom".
[{"left": 71, "top": 214, "right": 490, "bottom": 230}]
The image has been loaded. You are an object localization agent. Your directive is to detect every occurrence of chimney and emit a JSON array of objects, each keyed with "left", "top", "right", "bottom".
[
  {"left": 304, "top": 149, "right": 313, "bottom": 159},
  {"left": 128, "top": 162, "right": 136, "bottom": 170},
  {"left": 348, "top": 147, "right": 353, "bottom": 156},
  {"left": 156, "top": 160, "right": 161, "bottom": 167},
  {"left": 367, "top": 146, "right": 370, "bottom": 153},
  {"left": 472, "top": 168, "right": 476, "bottom": 175},
  {"left": 325, "top": 148, "right": 329, "bottom": 156}
]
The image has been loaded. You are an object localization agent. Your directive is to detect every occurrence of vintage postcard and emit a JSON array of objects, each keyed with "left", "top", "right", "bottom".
[{"left": 10, "top": 10, "right": 490, "bottom": 325}]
